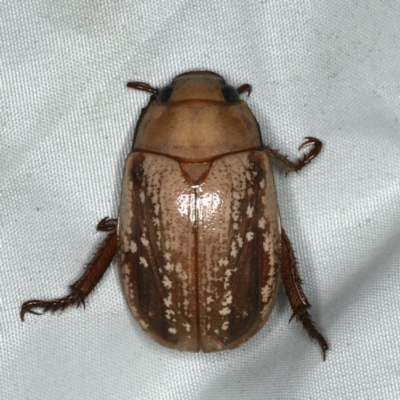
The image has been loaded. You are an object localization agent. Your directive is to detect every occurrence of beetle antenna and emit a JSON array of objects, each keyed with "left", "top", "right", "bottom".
[
  {"left": 237, "top": 83, "right": 252, "bottom": 97},
  {"left": 127, "top": 81, "right": 159, "bottom": 95}
]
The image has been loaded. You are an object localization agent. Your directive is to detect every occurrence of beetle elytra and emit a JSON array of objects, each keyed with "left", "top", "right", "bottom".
[{"left": 21, "top": 71, "right": 328, "bottom": 359}]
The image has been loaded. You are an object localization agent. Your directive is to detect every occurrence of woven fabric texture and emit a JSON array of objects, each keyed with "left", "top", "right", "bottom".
[{"left": 1, "top": 1, "right": 400, "bottom": 399}]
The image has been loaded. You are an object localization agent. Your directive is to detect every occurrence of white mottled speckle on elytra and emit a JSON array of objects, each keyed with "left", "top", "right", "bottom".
[
  {"left": 206, "top": 296, "right": 213, "bottom": 304},
  {"left": 123, "top": 275, "right": 131, "bottom": 294},
  {"left": 183, "top": 323, "right": 191, "bottom": 332},
  {"left": 164, "top": 253, "right": 171, "bottom": 261},
  {"left": 263, "top": 231, "right": 274, "bottom": 253},
  {"left": 246, "top": 205, "right": 254, "bottom": 218},
  {"left": 139, "top": 257, "right": 148, "bottom": 268},
  {"left": 246, "top": 232, "right": 254, "bottom": 241},
  {"left": 218, "top": 258, "right": 228, "bottom": 267},
  {"left": 165, "top": 262, "right": 174, "bottom": 272},
  {"left": 122, "top": 236, "right": 129, "bottom": 253},
  {"left": 225, "top": 269, "right": 233, "bottom": 278},
  {"left": 259, "top": 179, "right": 265, "bottom": 189},
  {"left": 139, "top": 319, "right": 149, "bottom": 329},
  {"left": 230, "top": 241, "right": 238, "bottom": 258},
  {"left": 122, "top": 265, "right": 137, "bottom": 312},
  {"left": 222, "top": 321, "right": 229, "bottom": 331},
  {"left": 139, "top": 191, "right": 145, "bottom": 203},
  {"left": 261, "top": 195, "right": 267, "bottom": 205},
  {"left": 260, "top": 304, "right": 270, "bottom": 318},
  {"left": 214, "top": 329, "right": 219, "bottom": 334},
  {"left": 166, "top": 309, "right": 175, "bottom": 320},
  {"left": 129, "top": 241, "right": 137, "bottom": 253},
  {"left": 261, "top": 284, "right": 272, "bottom": 303},
  {"left": 222, "top": 291, "right": 232, "bottom": 306},
  {"left": 232, "top": 191, "right": 241, "bottom": 200},
  {"left": 236, "top": 235, "right": 243, "bottom": 248},
  {"left": 130, "top": 304, "right": 138, "bottom": 316},
  {"left": 219, "top": 307, "right": 231, "bottom": 316},
  {"left": 258, "top": 217, "right": 266, "bottom": 229},
  {"left": 175, "top": 262, "right": 183, "bottom": 273},
  {"left": 162, "top": 275, "right": 172, "bottom": 289},
  {"left": 141, "top": 236, "right": 149, "bottom": 246},
  {"left": 168, "top": 327, "right": 177, "bottom": 335},
  {"left": 164, "top": 293, "right": 172, "bottom": 308}
]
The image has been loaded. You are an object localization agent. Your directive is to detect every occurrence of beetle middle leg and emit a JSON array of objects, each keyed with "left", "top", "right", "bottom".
[
  {"left": 280, "top": 228, "right": 328, "bottom": 360},
  {"left": 264, "top": 137, "right": 322, "bottom": 174},
  {"left": 20, "top": 217, "right": 118, "bottom": 321}
]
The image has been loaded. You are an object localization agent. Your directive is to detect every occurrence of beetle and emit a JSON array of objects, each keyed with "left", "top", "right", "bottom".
[{"left": 21, "top": 71, "right": 328, "bottom": 359}]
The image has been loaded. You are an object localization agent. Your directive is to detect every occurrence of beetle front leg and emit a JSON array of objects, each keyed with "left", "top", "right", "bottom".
[
  {"left": 264, "top": 137, "right": 322, "bottom": 174},
  {"left": 20, "top": 217, "right": 118, "bottom": 321},
  {"left": 280, "top": 228, "right": 328, "bottom": 360}
]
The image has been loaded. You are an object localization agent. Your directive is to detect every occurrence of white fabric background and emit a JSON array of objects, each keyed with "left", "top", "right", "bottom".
[{"left": 1, "top": 1, "right": 400, "bottom": 399}]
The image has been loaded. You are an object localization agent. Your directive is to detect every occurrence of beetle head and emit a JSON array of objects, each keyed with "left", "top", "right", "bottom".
[{"left": 157, "top": 71, "right": 240, "bottom": 104}]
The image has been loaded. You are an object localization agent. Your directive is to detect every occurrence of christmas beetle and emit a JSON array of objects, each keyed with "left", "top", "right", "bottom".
[{"left": 21, "top": 71, "right": 328, "bottom": 359}]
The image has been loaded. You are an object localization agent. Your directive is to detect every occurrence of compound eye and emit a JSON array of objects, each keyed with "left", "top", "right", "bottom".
[
  {"left": 221, "top": 84, "right": 240, "bottom": 103},
  {"left": 158, "top": 85, "right": 173, "bottom": 102}
]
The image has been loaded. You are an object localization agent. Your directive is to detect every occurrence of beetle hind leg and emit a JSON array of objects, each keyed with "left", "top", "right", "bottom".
[
  {"left": 280, "top": 228, "right": 328, "bottom": 360},
  {"left": 264, "top": 137, "right": 322, "bottom": 174},
  {"left": 20, "top": 217, "right": 118, "bottom": 321}
]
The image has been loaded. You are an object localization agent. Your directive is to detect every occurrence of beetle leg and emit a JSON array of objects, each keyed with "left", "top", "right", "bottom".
[
  {"left": 20, "top": 218, "right": 118, "bottom": 321},
  {"left": 264, "top": 137, "right": 322, "bottom": 174},
  {"left": 97, "top": 216, "right": 117, "bottom": 231},
  {"left": 280, "top": 228, "right": 328, "bottom": 360},
  {"left": 237, "top": 83, "right": 252, "bottom": 96},
  {"left": 126, "top": 81, "right": 159, "bottom": 96}
]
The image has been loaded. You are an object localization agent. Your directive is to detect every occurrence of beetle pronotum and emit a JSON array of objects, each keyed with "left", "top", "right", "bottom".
[{"left": 21, "top": 71, "right": 328, "bottom": 359}]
